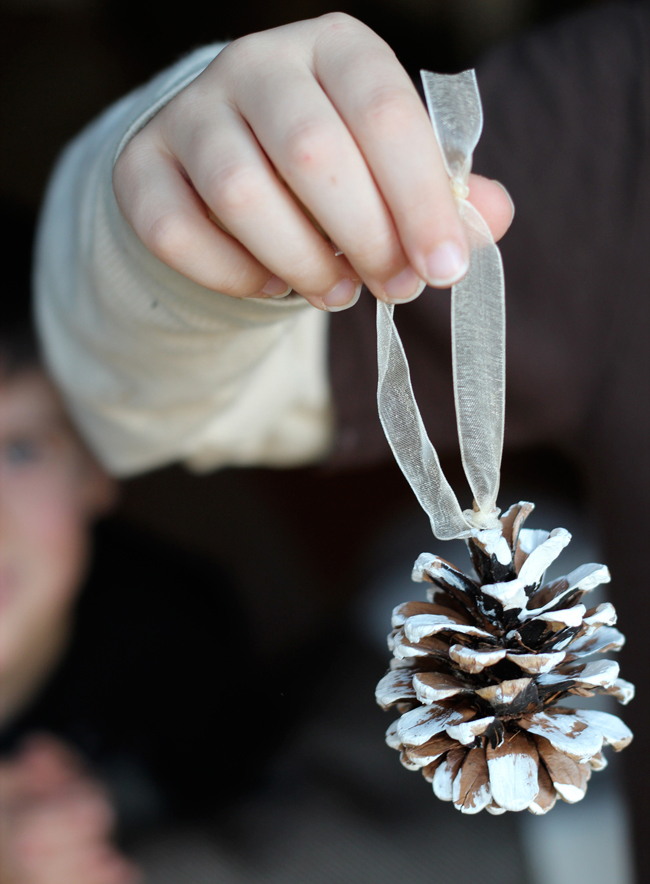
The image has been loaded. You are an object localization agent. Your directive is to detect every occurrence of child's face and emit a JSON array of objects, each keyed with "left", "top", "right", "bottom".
[{"left": 0, "top": 370, "right": 115, "bottom": 675}]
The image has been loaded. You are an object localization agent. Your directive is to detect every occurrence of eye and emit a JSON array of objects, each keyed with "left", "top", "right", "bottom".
[{"left": 3, "top": 437, "right": 42, "bottom": 465}]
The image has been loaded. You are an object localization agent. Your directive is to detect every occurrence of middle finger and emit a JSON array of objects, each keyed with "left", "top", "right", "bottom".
[{"left": 232, "top": 58, "right": 425, "bottom": 302}]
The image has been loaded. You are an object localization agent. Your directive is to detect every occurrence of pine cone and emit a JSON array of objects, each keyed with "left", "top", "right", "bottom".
[{"left": 376, "top": 502, "right": 634, "bottom": 814}]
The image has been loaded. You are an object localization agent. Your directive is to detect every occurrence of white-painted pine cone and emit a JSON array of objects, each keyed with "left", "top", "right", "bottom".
[{"left": 376, "top": 501, "right": 634, "bottom": 814}]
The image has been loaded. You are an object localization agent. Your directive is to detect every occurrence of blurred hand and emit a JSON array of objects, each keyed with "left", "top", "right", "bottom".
[
  {"left": 0, "top": 735, "right": 141, "bottom": 884},
  {"left": 114, "top": 13, "right": 513, "bottom": 312}
]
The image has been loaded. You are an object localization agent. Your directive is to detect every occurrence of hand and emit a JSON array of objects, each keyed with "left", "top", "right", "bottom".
[
  {"left": 0, "top": 735, "right": 141, "bottom": 884},
  {"left": 114, "top": 13, "right": 513, "bottom": 312}
]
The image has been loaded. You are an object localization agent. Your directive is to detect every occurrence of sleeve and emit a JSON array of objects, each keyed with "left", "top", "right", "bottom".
[{"left": 34, "top": 45, "right": 332, "bottom": 477}]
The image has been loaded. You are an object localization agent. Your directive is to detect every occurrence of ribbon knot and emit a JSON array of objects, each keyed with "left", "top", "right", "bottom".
[
  {"left": 376, "top": 70, "right": 506, "bottom": 541},
  {"left": 451, "top": 179, "right": 470, "bottom": 201},
  {"left": 463, "top": 507, "right": 502, "bottom": 531}
]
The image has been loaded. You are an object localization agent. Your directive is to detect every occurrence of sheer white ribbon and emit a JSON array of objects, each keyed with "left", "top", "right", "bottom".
[{"left": 376, "top": 70, "right": 505, "bottom": 540}]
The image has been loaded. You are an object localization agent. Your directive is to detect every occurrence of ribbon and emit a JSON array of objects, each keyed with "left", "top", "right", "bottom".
[{"left": 376, "top": 70, "right": 505, "bottom": 540}]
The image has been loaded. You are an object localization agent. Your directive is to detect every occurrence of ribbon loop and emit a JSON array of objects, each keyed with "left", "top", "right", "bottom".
[
  {"left": 376, "top": 70, "right": 505, "bottom": 540},
  {"left": 420, "top": 70, "right": 483, "bottom": 185}
]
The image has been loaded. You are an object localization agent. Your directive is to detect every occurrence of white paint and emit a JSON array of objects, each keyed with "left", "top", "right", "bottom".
[
  {"left": 486, "top": 803, "right": 507, "bottom": 814},
  {"left": 473, "top": 529, "right": 512, "bottom": 565},
  {"left": 610, "top": 679, "right": 635, "bottom": 705},
  {"left": 411, "top": 552, "right": 438, "bottom": 583},
  {"left": 403, "top": 614, "right": 492, "bottom": 642},
  {"left": 405, "top": 747, "right": 448, "bottom": 767},
  {"left": 531, "top": 604, "right": 586, "bottom": 627},
  {"left": 476, "top": 678, "right": 532, "bottom": 708},
  {"left": 552, "top": 633, "right": 577, "bottom": 651},
  {"left": 554, "top": 782, "right": 585, "bottom": 804},
  {"left": 411, "top": 553, "right": 469, "bottom": 590},
  {"left": 385, "top": 719, "right": 402, "bottom": 749},
  {"left": 481, "top": 578, "right": 528, "bottom": 611},
  {"left": 517, "top": 528, "right": 550, "bottom": 555},
  {"left": 450, "top": 644, "right": 507, "bottom": 672},
  {"left": 574, "top": 710, "right": 633, "bottom": 751},
  {"left": 391, "top": 631, "right": 429, "bottom": 660},
  {"left": 397, "top": 703, "right": 468, "bottom": 747},
  {"left": 413, "top": 673, "right": 466, "bottom": 703},
  {"left": 391, "top": 600, "right": 436, "bottom": 628},
  {"left": 518, "top": 528, "right": 572, "bottom": 588},
  {"left": 375, "top": 670, "right": 417, "bottom": 709},
  {"left": 524, "top": 712, "right": 603, "bottom": 763},
  {"left": 528, "top": 790, "right": 557, "bottom": 815},
  {"left": 576, "top": 659, "right": 620, "bottom": 687},
  {"left": 589, "top": 753, "right": 608, "bottom": 771},
  {"left": 452, "top": 771, "right": 492, "bottom": 814},
  {"left": 568, "top": 626, "right": 625, "bottom": 658},
  {"left": 506, "top": 650, "right": 566, "bottom": 674},
  {"left": 432, "top": 758, "right": 457, "bottom": 801},
  {"left": 583, "top": 603, "right": 617, "bottom": 632},
  {"left": 399, "top": 752, "right": 422, "bottom": 771},
  {"left": 391, "top": 604, "right": 411, "bottom": 628},
  {"left": 501, "top": 501, "right": 535, "bottom": 542},
  {"left": 537, "top": 659, "right": 619, "bottom": 691},
  {"left": 389, "top": 657, "right": 417, "bottom": 670},
  {"left": 525, "top": 563, "right": 610, "bottom": 617},
  {"left": 487, "top": 752, "right": 539, "bottom": 812},
  {"left": 446, "top": 716, "right": 495, "bottom": 745},
  {"left": 457, "top": 781, "right": 492, "bottom": 814},
  {"left": 565, "top": 562, "right": 611, "bottom": 593}
]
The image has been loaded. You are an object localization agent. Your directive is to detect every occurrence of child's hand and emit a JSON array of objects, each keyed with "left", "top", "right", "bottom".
[
  {"left": 0, "top": 735, "right": 141, "bottom": 884},
  {"left": 114, "top": 13, "right": 513, "bottom": 312}
]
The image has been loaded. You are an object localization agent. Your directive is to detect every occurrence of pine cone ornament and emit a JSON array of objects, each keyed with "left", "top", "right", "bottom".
[{"left": 376, "top": 502, "right": 634, "bottom": 815}]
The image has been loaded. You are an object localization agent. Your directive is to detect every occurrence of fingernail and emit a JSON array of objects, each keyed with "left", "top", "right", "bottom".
[
  {"left": 321, "top": 279, "right": 362, "bottom": 312},
  {"left": 383, "top": 266, "right": 427, "bottom": 303},
  {"left": 492, "top": 179, "right": 515, "bottom": 220},
  {"left": 261, "top": 275, "right": 292, "bottom": 297},
  {"left": 424, "top": 241, "right": 468, "bottom": 287}
]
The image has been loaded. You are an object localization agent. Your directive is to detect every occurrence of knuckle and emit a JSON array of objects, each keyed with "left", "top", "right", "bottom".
[
  {"left": 218, "top": 35, "right": 253, "bottom": 66},
  {"left": 283, "top": 120, "right": 336, "bottom": 175},
  {"left": 220, "top": 265, "right": 262, "bottom": 298},
  {"left": 144, "top": 211, "right": 194, "bottom": 263},
  {"left": 317, "top": 11, "right": 358, "bottom": 30},
  {"left": 315, "top": 13, "right": 388, "bottom": 57},
  {"left": 353, "top": 230, "right": 398, "bottom": 271},
  {"left": 361, "top": 86, "right": 420, "bottom": 138},
  {"left": 208, "top": 162, "right": 263, "bottom": 216},
  {"left": 217, "top": 33, "right": 266, "bottom": 74}
]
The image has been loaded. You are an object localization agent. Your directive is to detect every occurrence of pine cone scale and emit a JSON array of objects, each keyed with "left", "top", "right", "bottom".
[
  {"left": 432, "top": 748, "right": 466, "bottom": 801},
  {"left": 485, "top": 731, "right": 539, "bottom": 812},
  {"left": 528, "top": 763, "right": 556, "bottom": 815},
  {"left": 452, "top": 746, "right": 492, "bottom": 814},
  {"left": 533, "top": 735, "right": 590, "bottom": 804}
]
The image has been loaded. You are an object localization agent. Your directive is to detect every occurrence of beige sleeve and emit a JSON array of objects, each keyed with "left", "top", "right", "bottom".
[{"left": 34, "top": 45, "right": 332, "bottom": 477}]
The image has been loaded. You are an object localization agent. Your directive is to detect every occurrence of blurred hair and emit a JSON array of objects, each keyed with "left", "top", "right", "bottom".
[{"left": 0, "top": 200, "right": 40, "bottom": 379}]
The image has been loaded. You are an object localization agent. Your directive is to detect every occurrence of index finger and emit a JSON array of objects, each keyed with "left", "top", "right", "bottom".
[{"left": 313, "top": 17, "right": 469, "bottom": 287}]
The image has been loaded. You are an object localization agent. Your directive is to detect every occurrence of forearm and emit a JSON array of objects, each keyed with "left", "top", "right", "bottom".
[{"left": 35, "top": 45, "right": 332, "bottom": 476}]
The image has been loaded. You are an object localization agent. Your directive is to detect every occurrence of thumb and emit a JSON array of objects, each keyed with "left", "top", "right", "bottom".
[{"left": 467, "top": 174, "right": 514, "bottom": 243}]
